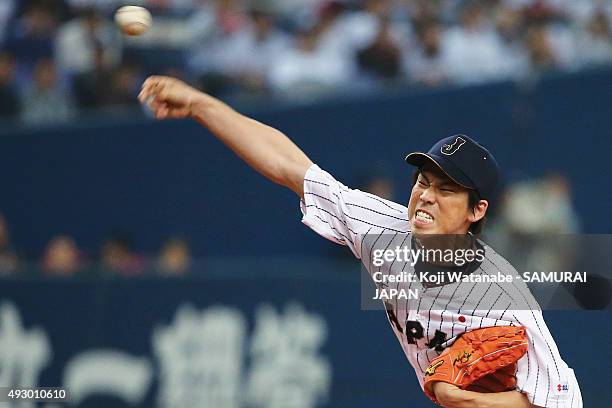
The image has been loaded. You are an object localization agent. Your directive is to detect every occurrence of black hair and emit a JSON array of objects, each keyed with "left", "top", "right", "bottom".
[{"left": 412, "top": 169, "right": 486, "bottom": 234}]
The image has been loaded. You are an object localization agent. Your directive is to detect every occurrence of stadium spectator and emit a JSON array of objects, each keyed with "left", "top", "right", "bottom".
[
  {"left": 21, "top": 58, "right": 75, "bottom": 124},
  {"left": 268, "top": 3, "right": 356, "bottom": 98},
  {"left": 218, "top": 1, "right": 290, "bottom": 95},
  {"left": 502, "top": 172, "right": 580, "bottom": 235},
  {"left": 577, "top": 10, "right": 612, "bottom": 67},
  {"left": 318, "top": 0, "right": 384, "bottom": 60},
  {"left": 156, "top": 238, "right": 192, "bottom": 276},
  {"left": 409, "top": 0, "right": 444, "bottom": 27},
  {"left": 522, "top": 1, "right": 579, "bottom": 70},
  {"left": 4, "top": 2, "right": 58, "bottom": 73},
  {"left": 55, "top": 7, "right": 122, "bottom": 78},
  {"left": 440, "top": 1, "right": 514, "bottom": 84},
  {"left": 100, "top": 234, "right": 146, "bottom": 277},
  {"left": 72, "top": 45, "right": 113, "bottom": 110},
  {"left": 404, "top": 19, "right": 448, "bottom": 86},
  {"left": 42, "top": 235, "right": 82, "bottom": 276},
  {"left": 268, "top": 23, "right": 351, "bottom": 98},
  {"left": 0, "top": 213, "right": 18, "bottom": 275},
  {"left": 0, "top": 51, "right": 19, "bottom": 120},
  {"left": 496, "top": 3, "right": 526, "bottom": 43},
  {"left": 495, "top": 172, "right": 580, "bottom": 276},
  {"left": 313, "top": 0, "right": 409, "bottom": 85},
  {"left": 356, "top": 16, "right": 403, "bottom": 82},
  {"left": 187, "top": 0, "right": 247, "bottom": 96},
  {"left": 524, "top": 24, "right": 559, "bottom": 75},
  {"left": 494, "top": 3, "right": 531, "bottom": 78}
]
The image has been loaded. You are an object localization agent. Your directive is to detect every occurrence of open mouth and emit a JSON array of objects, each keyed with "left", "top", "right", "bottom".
[{"left": 415, "top": 209, "right": 434, "bottom": 224}]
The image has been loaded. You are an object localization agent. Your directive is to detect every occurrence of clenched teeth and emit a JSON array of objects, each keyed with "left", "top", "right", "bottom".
[{"left": 415, "top": 210, "right": 434, "bottom": 223}]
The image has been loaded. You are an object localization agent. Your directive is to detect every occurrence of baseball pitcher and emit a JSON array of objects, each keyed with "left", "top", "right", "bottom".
[{"left": 139, "top": 76, "right": 582, "bottom": 408}]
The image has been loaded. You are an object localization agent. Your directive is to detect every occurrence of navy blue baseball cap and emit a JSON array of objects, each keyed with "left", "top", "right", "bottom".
[{"left": 405, "top": 135, "right": 499, "bottom": 200}]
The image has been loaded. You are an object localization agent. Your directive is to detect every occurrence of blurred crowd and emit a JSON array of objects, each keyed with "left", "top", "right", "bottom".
[
  {"left": 0, "top": 0, "right": 611, "bottom": 125},
  {"left": 0, "top": 214, "right": 193, "bottom": 277}
]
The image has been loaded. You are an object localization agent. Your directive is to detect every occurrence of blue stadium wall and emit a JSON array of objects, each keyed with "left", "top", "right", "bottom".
[{"left": 1, "top": 68, "right": 610, "bottom": 257}]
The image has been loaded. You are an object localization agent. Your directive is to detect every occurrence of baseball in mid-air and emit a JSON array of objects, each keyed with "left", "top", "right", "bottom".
[{"left": 114, "top": 6, "right": 152, "bottom": 36}]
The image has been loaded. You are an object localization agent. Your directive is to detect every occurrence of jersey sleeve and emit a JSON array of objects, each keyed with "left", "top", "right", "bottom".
[{"left": 300, "top": 164, "right": 409, "bottom": 259}]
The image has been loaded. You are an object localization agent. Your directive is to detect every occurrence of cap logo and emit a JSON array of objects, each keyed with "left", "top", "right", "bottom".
[{"left": 441, "top": 136, "right": 466, "bottom": 156}]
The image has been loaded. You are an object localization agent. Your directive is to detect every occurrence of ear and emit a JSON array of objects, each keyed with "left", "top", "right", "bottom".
[{"left": 468, "top": 200, "right": 488, "bottom": 223}]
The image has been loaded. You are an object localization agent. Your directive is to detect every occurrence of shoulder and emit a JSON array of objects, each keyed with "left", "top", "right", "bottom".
[
  {"left": 304, "top": 165, "right": 410, "bottom": 233},
  {"left": 300, "top": 164, "right": 410, "bottom": 259}
]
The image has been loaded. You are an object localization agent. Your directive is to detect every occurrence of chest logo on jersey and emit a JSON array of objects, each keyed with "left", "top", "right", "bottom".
[
  {"left": 441, "top": 136, "right": 467, "bottom": 155},
  {"left": 556, "top": 383, "right": 569, "bottom": 393},
  {"left": 425, "top": 359, "right": 444, "bottom": 376}
]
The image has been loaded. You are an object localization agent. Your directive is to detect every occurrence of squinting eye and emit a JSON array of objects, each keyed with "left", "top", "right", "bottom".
[
  {"left": 417, "top": 180, "right": 427, "bottom": 187},
  {"left": 440, "top": 188, "right": 455, "bottom": 193}
]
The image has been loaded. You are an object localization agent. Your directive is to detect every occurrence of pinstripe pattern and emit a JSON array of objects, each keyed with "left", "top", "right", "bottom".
[{"left": 300, "top": 165, "right": 582, "bottom": 407}]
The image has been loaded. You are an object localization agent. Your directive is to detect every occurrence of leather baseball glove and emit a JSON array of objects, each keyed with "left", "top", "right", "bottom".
[{"left": 423, "top": 326, "right": 529, "bottom": 405}]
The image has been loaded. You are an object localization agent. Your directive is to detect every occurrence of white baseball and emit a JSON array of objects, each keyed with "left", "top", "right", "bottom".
[{"left": 114, "top": 6, "right": 152, "bottom": 36}]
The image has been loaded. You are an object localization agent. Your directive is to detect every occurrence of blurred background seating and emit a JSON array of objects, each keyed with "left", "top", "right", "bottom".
[{"left": 0, "top": 0, "right": 609, "bottom": 123}]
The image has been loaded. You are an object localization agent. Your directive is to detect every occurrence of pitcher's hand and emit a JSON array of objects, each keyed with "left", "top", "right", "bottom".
[{"left": 139, "top": 76, "right": 203, "bottom": 119}]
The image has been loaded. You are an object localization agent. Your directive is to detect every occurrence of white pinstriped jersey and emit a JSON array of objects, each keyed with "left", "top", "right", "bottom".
[{"left": 300, "top": 164, "right": 582, "bottom": 408}]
